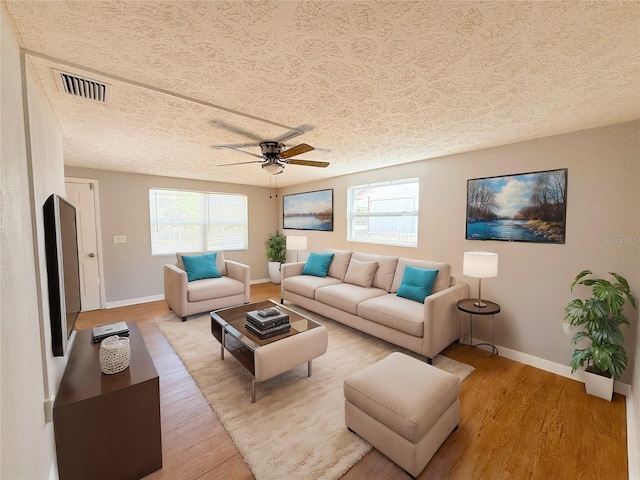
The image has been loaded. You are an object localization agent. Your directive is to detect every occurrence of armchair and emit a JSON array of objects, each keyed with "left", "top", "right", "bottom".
[{"left": 164, "top": 251, "right": 250, "bottom": 321}]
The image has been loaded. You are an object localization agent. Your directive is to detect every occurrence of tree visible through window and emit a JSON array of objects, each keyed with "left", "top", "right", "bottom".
[
  {"left": 347, "top": 178, "right": 419, "bottom": 247},
  {"left": 149, "top": 188, "right": 248, "bottom": 255}
]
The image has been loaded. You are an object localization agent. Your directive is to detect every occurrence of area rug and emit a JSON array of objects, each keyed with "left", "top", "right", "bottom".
[{"left": 155, "top": 302, "right": 474, "bottom": 480}]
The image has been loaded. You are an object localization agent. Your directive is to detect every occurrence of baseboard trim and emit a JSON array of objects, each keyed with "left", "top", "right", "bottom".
[
  {"left": 104, "top": 294, "right": 165, "bottom": 309},
  {"left": 251, "top": 278, "right": 272, "bottom": 285}
]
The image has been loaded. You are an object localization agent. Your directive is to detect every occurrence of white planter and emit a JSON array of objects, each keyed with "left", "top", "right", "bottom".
[
  {"left": 584, "top": 370, "right": 613, "bottom": 401},
  {"left": 268, "top": 261, "right": 282, "bottom": 284}
]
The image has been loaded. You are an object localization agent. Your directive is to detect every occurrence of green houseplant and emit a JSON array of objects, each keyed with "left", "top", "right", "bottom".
[
  {"left": 266, "top": 232, "right": 287, "bottom": 284},
  {"left": 565, "top": 270, "right": 637, "bottom": 399}
]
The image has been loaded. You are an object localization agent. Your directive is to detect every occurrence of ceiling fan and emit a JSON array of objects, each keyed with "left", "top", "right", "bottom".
[{"left": 216, "top": 141, "right": 329, "bottom": 175}]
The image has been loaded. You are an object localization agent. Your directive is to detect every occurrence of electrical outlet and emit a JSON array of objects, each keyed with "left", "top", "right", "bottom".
[{"left": 113, "top": 235, "right": 127, "bottom": 244}]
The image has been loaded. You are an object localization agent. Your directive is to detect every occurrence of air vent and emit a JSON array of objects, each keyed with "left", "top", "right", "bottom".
[{"left": 53, "top": 69, "right": 110, "bottom": 103}]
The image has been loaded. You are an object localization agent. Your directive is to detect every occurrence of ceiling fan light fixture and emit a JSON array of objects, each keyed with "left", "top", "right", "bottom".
[{"left": 262, "top": 163, "right": 284, "bottom": 175}]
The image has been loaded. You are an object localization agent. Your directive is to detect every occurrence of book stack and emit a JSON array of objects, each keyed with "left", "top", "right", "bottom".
[{"left": 245, "top": 308, "right": 290, "bottom": 339}]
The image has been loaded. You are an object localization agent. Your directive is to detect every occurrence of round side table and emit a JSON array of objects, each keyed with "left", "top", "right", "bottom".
[{"left": 457, "top": 298, "right": 500, "bottom": 356}]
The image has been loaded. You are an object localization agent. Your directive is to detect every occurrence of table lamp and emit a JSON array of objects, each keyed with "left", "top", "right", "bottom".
[
  {"left": 286, "top": 235, "right": 307, "bottom": 262},
  {"left": 463, "top": 251, "right": 498, "bottom": 307}
]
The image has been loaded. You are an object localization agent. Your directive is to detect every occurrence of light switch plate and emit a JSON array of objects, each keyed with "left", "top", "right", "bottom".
[{"left": 113, "top": 235, "right": 127, "bottom": 244}]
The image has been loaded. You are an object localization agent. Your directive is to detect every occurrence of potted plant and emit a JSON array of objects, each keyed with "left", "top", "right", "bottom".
[
  {"left": 266, "top": 231, "right": 287, "bottom": 284},
  {"left": 565, "top": 270, "right": 637, "bottom": 400}
]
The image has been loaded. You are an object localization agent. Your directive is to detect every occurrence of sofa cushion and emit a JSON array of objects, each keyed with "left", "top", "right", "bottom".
[
  {"left": 326, "top": 249, "right": 352, "bottom": 281},
  {"left": 344, "top": 258, "right": 378, "bottom": 288},
  {"left": 281, "top": 275, "right": 342, "bottom": 300},
  {"left": 396, "top": 266, "right": 439, "bottom": 303},
  {"left": 316, "top": 283, "right": 388, "bottom": 315},
  {"left": 182, "top": 252, "right": 222, "bottom": 282},
  {"left": 177, "top": 250, "right": 227, "bottom": 276},
  {"left": 187, "top": 276, "right": 244, "bottom": 302},
  {"left": 391, "top": 258, "right": 451, "bottom": 294},
  {"left": 351, "top": 252, "right": 398, "bottom": 292},
  {"left": 302, "top": 252, "right": 335, "bottom": 277},
  {"left": 358, "top": 294, "right": 425, "bottom": 337}
]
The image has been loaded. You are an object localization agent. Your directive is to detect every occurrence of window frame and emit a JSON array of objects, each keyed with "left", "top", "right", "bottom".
[
  {"left": 149, "top": 187, "right": 248, "bottom": 255},
  {"left": 347, "top": 177, "right": 419, "bottom": 247}
]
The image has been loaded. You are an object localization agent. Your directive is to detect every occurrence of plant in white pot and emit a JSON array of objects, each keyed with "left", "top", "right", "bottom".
[
  {"left": 266, "top": 232, "right": 287, "bottom": 284},
  {"left": 565, "top": 270, "right": 637, "bottom": 401}
]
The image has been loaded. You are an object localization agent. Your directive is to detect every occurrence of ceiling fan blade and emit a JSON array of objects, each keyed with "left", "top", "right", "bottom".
[
  {"left": 287, "top": 159, "right": 330, "bottom": 168},
  {"left": 280, "top": 143, "right": 315, "bottom": 159},
  {"left": 218, "top": 160, "right": 264, "bottom": 167},
  {"left": 215, "top": 142, "right": 260, "bottom": 149},
  {"left": 210, "top": 120, "right": 264, "bottom": 142},
  {"left": 274, "top": 129, "right": 305, "bottom": 144},
  {"left": 215, "top": 145, "right": 263, "bottom": 159}
]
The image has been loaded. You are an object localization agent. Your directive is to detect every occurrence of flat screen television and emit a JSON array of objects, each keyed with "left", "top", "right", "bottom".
[{"left": 43, "top": 193, "right": 82, "bottom": 356}]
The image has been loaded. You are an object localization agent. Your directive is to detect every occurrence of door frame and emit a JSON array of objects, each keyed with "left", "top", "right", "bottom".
[{"left": 65, "top": 177, "right": 106, "bottom": 310}]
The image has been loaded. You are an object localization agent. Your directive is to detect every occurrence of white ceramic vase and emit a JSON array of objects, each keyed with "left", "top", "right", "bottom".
[
  {"left": 584, "top": 370, "right": 613, "bottom": 401},
  {"left": 268, "top": 261, "right": 282, "bottom": 284}
]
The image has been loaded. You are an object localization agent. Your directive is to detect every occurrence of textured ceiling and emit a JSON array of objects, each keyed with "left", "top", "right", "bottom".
[{"left": 4, "top": 1, "right": 639, "bottom": 187}]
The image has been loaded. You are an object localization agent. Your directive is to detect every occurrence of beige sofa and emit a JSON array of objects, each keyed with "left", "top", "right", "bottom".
[
  {"left": 164, "top": 251, "right": 250, "bottom": 321},
  {"left": 281, "top": 250, "right": 468, "bottom": 363}
]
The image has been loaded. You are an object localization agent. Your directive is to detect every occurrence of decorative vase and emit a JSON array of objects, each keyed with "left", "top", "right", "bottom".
[
  {"left": 584, "top": 370, "right": 613, "bottom": 401},
  {"left": 268, "top": 261, "right": 282, "bottom": 284},
  {"left": 99, "top": 335, "right": 131, "bottom": 374}
]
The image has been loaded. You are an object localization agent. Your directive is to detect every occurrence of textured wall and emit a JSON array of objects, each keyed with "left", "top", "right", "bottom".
[{"left": 1, "top": 5, "right": 63, "bottom": 478}]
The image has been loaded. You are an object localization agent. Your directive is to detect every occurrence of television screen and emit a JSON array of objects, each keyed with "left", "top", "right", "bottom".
[{"left": 44, "top": 194, "right": 82, "bottom": 356}]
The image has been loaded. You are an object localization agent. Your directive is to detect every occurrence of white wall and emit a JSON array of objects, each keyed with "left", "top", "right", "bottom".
[
  {"left": 278, "top": 122, "right": 640, "bottom": 385},
  {"left": 1, "top": 5, "right": 67, "bottom": 478}
]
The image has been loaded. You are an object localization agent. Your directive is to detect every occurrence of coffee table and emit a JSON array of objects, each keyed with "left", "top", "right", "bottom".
[{"left": 211, "top": 300, "right": 328, "bottom": 402}]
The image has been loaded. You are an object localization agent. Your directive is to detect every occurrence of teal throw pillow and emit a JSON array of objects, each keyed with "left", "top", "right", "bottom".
[
  {"left": 301, "top": 252, "right": 335, "bottom": 278},
  {"left": 182, "top": 252, "right": 221, "bottom": 282},
  {"left": 396, "top": 266, "right": 439, "bottom": 303}
]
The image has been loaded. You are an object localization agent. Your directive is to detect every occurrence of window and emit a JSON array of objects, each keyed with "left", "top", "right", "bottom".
[
  {"left": 149, "top": 188, "right": 248, "bottom": 255},
  {"left": 347, "top": 178, "right": 419, "bottom": 247}
]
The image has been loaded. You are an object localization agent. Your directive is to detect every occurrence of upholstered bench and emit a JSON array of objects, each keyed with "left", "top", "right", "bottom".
[{"left": 343, "top": 352, "right": 461, "bottom": 478}]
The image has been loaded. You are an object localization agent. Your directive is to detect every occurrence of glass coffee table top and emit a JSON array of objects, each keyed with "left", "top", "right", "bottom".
[{"left": 210, "top": 299, "right": 322, "bottom": 351}]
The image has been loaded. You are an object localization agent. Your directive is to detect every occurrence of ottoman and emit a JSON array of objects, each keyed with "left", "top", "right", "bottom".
[{"left": 343, "top": 352, "right": 461, "bottom": 478}]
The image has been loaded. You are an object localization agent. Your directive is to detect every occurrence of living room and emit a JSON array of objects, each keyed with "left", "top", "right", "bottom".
[{"left": 2, "top": 2, "right": 639, "bottom": 479}]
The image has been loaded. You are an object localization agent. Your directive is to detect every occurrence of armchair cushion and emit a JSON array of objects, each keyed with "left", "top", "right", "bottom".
[
  {"left": 188, "top": 276, "right": 245, "bottom": 302},
  {"left": 182, "top": 252, "right": 222, "bottom": 282}
]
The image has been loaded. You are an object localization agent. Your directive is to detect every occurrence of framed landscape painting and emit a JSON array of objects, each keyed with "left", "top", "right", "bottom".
[
  {"left": 283, "top": 189, "right": 333, "bottom": 231},
  {"left": 466, "top": 168, "right": 567, "bottom": 244}
]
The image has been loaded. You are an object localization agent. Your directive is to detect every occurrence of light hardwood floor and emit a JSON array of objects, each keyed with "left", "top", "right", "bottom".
[{"left": 76, "top": 283, "right": 628, "bottom": 480}]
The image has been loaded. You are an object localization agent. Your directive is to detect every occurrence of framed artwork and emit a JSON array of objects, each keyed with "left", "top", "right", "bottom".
[
  {"left": 283, "top": 189, "right": 333, "bottom": 231},
  {"left": 466, "top": 168, "right": 567, "bottom": 244}
]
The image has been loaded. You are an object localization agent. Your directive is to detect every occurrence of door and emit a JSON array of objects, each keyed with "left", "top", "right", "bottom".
[{"left": 65, "top": 181, "right": 102, "bottom": 311}]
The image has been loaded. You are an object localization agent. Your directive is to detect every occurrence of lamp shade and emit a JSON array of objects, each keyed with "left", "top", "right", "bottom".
[
  {"left": 463, "top": 252, "right": 498, "bottom": 278},
  {"left": 286, "top": 235, "right": 307, "bottom": 251},
  {"left": 262, "top": 163, "right": 283, "bottom": 175}
]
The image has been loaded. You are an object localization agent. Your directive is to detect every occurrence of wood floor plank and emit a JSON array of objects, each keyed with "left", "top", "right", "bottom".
[{"left": 75, "top": 282, "right": 627, "bottom": 480}]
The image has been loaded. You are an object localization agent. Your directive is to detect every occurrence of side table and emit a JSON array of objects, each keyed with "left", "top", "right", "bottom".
[{"left": 457, "top": 298, "right": 500, "bottom": 356}]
